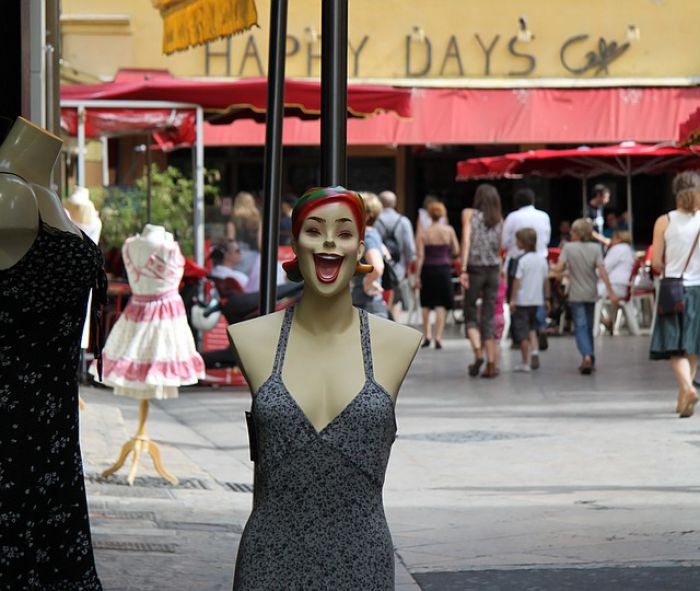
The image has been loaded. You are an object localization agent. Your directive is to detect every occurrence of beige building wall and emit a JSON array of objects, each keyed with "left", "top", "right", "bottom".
[{"left": 62, "top": 0, "right": 700, "bottom": 84}]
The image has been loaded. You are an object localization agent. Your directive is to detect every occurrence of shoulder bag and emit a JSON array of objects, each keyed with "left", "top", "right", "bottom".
[{"left": 657, "top": 225, "right": 700, "bottom": 316}]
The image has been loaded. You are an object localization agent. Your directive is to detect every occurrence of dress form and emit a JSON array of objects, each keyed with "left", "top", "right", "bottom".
[
  {"left": 98, "top": 223, "right": 203, "bottom": 485},
  {"left": 0, "top": 117, "right": 81, "bottom": 237},
  {"left": 228, "top": 195, "right": 421, "bottom": 589},
  {"left": 230, "top": 204, "right": 421, "bottom": 429},
  {"left": 65, "top": 186, "right": 103, "bottom": 244},
  {"left": 0, "top": 173, "right": 39, "bottom": 269}
]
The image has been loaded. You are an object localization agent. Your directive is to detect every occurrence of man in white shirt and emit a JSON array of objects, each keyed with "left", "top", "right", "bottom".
[
  {"left": 502, "top": 188, "right": 552, "bottom": 261},
  {"left": 502, "top": 188, "right": 552, "bottom": 346}
]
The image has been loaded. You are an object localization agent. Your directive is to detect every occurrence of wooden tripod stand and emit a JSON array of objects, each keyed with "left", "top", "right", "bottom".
[{"left": 101, "top": 399, "right": 178, "bottom": 486}]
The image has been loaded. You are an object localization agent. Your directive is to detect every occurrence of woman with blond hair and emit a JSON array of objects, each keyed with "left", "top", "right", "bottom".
[
  {"left": 351, "top": 192, "right": 389, "bottom": 318},
  {"left": 416, "top": 200, "right": 459, "bottom": 349},
  {"left": 650, "top": 171, "right": 700, "bottom": 418},
  {"left": 553, "top": 218, "right": 617, "bottom": 374}
]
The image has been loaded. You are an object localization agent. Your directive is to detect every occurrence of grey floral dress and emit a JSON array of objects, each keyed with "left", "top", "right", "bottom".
[
  {"left": 233, "top": 307, "right": 397, "bottom": 591},
  {"left": 0, "top": 222, "right": 105, "bottom": 590}
]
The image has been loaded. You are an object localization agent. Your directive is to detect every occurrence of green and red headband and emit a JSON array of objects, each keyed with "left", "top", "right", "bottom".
[{"left": 283, "top": 186, "right": 371, "bottom": 282}]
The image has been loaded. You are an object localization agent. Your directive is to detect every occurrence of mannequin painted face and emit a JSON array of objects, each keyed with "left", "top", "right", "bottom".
[{"left": 293, "top": 201, "right": 365, "bottom": 297}]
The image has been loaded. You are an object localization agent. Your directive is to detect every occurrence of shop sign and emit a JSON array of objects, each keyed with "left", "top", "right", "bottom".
[{"left": 222, "top": 29, "right": 632, "bottom": 79}]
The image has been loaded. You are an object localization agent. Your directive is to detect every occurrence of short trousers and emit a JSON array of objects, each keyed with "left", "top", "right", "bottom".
[{"left": 512, "top": 305, "right": 539, "bottom": 343}]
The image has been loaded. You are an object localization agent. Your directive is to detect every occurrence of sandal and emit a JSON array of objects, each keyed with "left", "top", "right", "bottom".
[
  {"left": 481, "top": 362, "right": 499, "bottom": 378},
  {"left": 680, "top": 389, "right": 699, "bottom": 418},
  {"left": 421, "top": 338, "right": 431, "bottom": 348},
  {"left": 468, "top": 358, "right": 484, "bottom": 377}
]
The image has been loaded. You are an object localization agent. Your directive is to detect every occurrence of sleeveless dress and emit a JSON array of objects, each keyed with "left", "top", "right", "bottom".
[
  {"left": 0, "top": 221, "right": 105, "bottom": 590},
  {"left": 89, "top": 235, "right": 204, "bottom": 399},
  {"left": 233, "top": 307, "right": 396, "bottom": 591}
]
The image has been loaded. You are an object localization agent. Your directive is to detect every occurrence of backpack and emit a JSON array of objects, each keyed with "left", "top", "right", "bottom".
[{"left": 377, "top": 217, "right": 403, "bottom": 263}]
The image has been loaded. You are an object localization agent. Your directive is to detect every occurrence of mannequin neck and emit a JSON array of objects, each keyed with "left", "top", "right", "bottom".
[
  {"left": 141, "top": 224, "right": 167, "bottom": 244},
  {"left": 294, "top": 286, "right": 356, "bottom": 335},
  {"left": 0, "top": 117, "right": 61, "bottom": 187}
]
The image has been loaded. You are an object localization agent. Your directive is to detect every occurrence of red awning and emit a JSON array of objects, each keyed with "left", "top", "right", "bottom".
[
  {"left": 203, "top": 86, "right": 700, "bottom": 147},
  {"left": 60, "top": 107, "right": 196, "bottom": 150},
  {"left": 60, "top": 69, "right": 412, "bottom": 122},
  {"left": 679, "top": 107, "right": 700, "bottom": 146}
]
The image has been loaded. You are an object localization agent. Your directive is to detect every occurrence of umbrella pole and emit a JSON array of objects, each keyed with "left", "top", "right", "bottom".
[
  {"left": 194, "top": 107, "right": 205, "bottom": 267},
  {"left": 260, "top": 0, "right": 289, "bottom": 316},
  {"left": 626, "top": 171, "right": 634, "bottom": 246},
  {"left": 581, "top": 176, "right": 587, "bottom": 215},
  {"left": 320, "top": 0, "right": 348, "bottom": 186},
  {"left": 145, "top": 134, "right": 152, "bottom": 224}
]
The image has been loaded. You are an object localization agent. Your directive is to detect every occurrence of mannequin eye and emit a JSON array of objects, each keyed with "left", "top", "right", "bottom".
[
  {"left": 305, "top": 227, "right": 321, "bottom": 236},
  {"left": 338, "top": 231, "right": 354, "bottom": 239}
]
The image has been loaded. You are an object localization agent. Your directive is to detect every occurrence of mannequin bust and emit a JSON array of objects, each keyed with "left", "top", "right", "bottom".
[
  {"left": 64, "top": 186, "right": 102, "bottom": 244},
  {"left": 228, "top": 187, "right": 421, "bottom": 590},
  {"left": 228, "top": 189, "right": 421, "bottom": 432},
  {"left": 0, "top": 117, "right": 80, "bottom": 237},
  {"left": 0, "top": 173, "right": 39, "bottom": 269}
]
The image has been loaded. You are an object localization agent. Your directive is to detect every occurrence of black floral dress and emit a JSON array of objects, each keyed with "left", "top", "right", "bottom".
[{"left": 0, "top": 222, "right": 105, "bottom": 590}]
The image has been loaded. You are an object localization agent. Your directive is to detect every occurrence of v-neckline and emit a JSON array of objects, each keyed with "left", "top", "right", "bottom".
[
  {"left": 279, "top": 377, "right": 372, "bottom": 437},
  {"left": 270, "top": 305, "right": 387, "bottom": 437}
]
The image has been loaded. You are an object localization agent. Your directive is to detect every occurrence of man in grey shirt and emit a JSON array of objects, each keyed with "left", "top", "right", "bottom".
[{"left": 377, "top": 190, "right": 417, "bottom": 320}]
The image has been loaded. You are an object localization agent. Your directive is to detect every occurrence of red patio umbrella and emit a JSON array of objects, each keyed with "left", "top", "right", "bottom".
[
  {"left": 456, "top": 142, "right": 700, "bottom": 242},
  {"left": 679, "top": 107, "right": 700, "bottom": 146}
]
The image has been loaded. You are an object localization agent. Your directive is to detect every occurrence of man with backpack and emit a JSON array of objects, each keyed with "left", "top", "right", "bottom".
[{"left": 377, "top": 190, "right": 417, "bottom": 321}]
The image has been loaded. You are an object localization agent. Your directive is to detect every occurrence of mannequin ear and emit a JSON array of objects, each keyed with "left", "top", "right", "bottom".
[{"left": 356, "top": 240, "right": 366, "bottom": 262}]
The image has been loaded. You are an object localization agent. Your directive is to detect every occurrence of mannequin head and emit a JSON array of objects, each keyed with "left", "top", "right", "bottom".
[{"left": 284, "top": 187, "right": 372, "bottom": 293}]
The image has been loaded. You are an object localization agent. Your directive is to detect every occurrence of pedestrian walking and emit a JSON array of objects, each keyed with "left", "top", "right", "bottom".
[
  {"left": 502, "top": 187, "right": 552, "bottom": 348},
  {"left": 352, "top": 192, "right": 389, "bottom": 318},
  {"left": 460, "top": 184, "right": 503, "bottom": 377},
  {"left": 509, "top": 228, "right": 550, "bottom": 372},
  {"left": 416, "top": 200, "right": 459, "bottom": 349},
  {"left": 650, "top": 171, "right": 700, "bottom": 418},
  {"left": 552, "top": 218, "right": 618, "bottom": 374},
  {"left": 376, "top": 190, "right": 417, "bottom": 320}
]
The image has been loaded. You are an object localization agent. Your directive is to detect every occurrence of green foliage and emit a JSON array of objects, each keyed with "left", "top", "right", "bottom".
[{"left": 90, "top": 165, "right": 219, "bottom": 257}]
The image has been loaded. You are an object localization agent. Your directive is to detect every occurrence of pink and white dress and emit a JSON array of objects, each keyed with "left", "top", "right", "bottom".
[{"left": 90, "top": 235, "right": 204, "bottom": 399}]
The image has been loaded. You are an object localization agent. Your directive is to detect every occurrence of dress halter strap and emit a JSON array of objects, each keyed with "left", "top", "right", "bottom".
[
  {"left": 273, "top": 306, "right": 375, "bottom": 380},
  {"left": 272, "top": 306, "right": 295, "bottom": 376},
  {"left": 358, "top": 309, "right": 375, "bottom": 381}
]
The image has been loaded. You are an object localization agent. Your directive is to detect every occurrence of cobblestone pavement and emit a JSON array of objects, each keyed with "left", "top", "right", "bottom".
[{"left": 80, "top": 328, "right": 700, "bottom": 590}]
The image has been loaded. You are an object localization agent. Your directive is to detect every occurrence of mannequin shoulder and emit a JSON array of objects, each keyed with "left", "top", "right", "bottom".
[
  {"left": 227, "top": 310, "right": 286, "bottom": 390},
  {"left": 366, "top": 315, "right": 422, "bottom": 399}
]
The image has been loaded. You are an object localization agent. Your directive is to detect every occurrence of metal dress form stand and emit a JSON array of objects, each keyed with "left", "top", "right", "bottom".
[{"left": 102, "top": 399, "right": 177, "bottom": 486}]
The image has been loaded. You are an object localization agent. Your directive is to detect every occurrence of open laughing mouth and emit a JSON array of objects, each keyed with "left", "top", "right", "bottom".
[{"left": 313, "top": 253, "right": 344, "bottom": 283}]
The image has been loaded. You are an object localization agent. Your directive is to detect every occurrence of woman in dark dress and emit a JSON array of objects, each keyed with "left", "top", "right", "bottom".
[
  {"left": 416, "top": 200, "right": 460, "bottom": 349},
  {"left": 0, "top": 223, "right": 105, "bottom": 590}
]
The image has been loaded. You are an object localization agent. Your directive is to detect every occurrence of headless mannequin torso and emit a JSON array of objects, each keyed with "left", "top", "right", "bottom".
[
  {"left": 229, "top": 200, "right": 421, "bottom": 434},
  {"left": 0, "top": 174, "right": 39, "bottom": 270},
  {"left": 0, "top": 117, "right": 81, "bottom": 270}
]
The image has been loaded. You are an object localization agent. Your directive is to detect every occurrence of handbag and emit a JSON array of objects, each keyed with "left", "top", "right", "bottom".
[{"left": 657, "top": 226, "right": 700, "bottom": 316}]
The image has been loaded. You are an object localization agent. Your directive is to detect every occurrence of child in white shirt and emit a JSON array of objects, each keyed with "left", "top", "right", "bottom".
[{"left": 509, "top": 228, "right": 550, "bottom": 372}]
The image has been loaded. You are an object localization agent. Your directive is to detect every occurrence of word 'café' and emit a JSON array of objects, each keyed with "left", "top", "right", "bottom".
[{"left": 232, "top": 29, "right": 632, "bottom": 78}]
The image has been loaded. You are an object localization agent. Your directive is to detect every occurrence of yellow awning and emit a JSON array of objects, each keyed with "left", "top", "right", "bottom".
[{"left": 152, "top": 0, "right": 258, "bottom": 55}]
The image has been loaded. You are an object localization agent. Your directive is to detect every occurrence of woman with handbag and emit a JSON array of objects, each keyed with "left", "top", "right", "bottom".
[{"left": 650, "top": 171, "right": 700, "bottom": 418}]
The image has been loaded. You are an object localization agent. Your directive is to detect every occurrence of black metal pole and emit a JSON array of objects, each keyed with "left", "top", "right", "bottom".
[
  {"left": 321, "top": 0, "right": 348, "bottom": 187},
  {"left": 260, "top": 0, "right": 288, "bottom": 316}
]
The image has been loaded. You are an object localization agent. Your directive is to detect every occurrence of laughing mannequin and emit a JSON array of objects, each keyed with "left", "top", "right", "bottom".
[
  {"left": 229, "top": 187, "right": 421, "bottom": 425},
  {"left": 228, "top": 187, "right": 421, "bottom": 590},
  {"left": 0, "top": 117, "right": 81, "bottom": 238}
]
